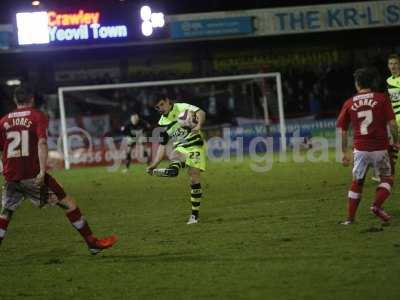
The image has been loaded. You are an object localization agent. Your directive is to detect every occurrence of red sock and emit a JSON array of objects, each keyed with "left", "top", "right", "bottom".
[
  {"left": 373, "top": 181, "right": 392, "bottom": 208},
  {"left": 347, "top": 180, "right": 363, "bottom": 221},
  {"left": 66, "top": 208, "right": 95, "bottom": 245},
  {"left": 347, "top": 198, "right": 360, "bottom": 221},
  {"left": 0, "top": 218, "right": 10, "bottom": 244}
]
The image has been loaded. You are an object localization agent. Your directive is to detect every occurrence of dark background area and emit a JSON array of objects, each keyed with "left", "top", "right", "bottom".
[
  {"left": 0, "top": 0, "right": 398, "bottom": 124},
  {"left": 0, "top": 0, "right": 381, "bottom": 23}
]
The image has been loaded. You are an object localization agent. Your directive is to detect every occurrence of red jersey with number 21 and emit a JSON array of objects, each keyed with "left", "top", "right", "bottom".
[
  {"left": 337, "top": 92, "right": 395, "bottom": 151},
  {"left": 0, "top": 107, "right": 48, "bottom": 181}
]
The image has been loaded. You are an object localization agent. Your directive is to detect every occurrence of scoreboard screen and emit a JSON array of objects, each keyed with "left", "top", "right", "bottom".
[{"left": 15, "top": 6, "right": 166, "bottom": 47}]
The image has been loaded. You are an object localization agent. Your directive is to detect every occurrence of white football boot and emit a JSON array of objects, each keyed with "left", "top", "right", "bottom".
[
  {"left": 339, "top": 220, "right": 354, "bottom": 225},
  {"left": 186, "top": 214, "right": 198, "bottom": 225}
]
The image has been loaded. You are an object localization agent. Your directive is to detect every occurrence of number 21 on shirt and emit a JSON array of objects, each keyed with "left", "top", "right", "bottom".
[{"left": 7, "top": 130, "right": 29, "bottom": 158}]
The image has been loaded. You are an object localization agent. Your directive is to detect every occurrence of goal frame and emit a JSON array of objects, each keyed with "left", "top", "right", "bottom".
[{"left": 58, "top": 73, "right": 286, "bottom": 169}]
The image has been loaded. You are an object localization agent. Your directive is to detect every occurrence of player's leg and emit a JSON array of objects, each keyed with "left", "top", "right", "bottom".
[
  {"left": 184, "top": 146, "right": 206, "bottom": 224},
  {"left": 373, "top": 123, "right": 400, "bottom": 181},
  {"left": 371, "top": 145, "right": 397, "bottom": 182},
  {"left": 0, "top": 211, "right": 11, "bottom": 246},
  {"left": 187, "top": 167, "right": 203, "bottom": 224},
  {"left": 388, "top": 118, "right": 400, "bottom": 176},
  {"left": 370, "top": 150, "right": 394, "bottom": 223},
  {"left": 44, "top": 174, "right": 117, "bottom": 254},
  {"left": 143, "top": 144, "right": 151, "bottom": 164},
  {"left": 343, "top": 178, "right": 365, "bottom": 224},
  {"left": 152, "top": 160, "right": 186, "bottom": 177},
  {"left": 126, "top": 148, "right": 132, "bottom": 169},
  {"left": 0, "top": 182, "right": 24, "bottom": 246},
  {"left": 388, "top": 144, "right": 398, "bottom": 176},
  {"left": 341, "top": 150, "right": 368, "bottom": 224},
  {"left": 152, "top": 150, "right": 186, "bottom": 177},
  {"left": 151, "top": 145, "right": 206, "bottom": 224},
  {"left": 0, "top": 215, "right": 9, "bottom": 246},
  {"left": 58, "top": 195, "right": 117, "bottom": 254},
  {"left": 123, "top": 145, "right": 133, "bottom": 172}
]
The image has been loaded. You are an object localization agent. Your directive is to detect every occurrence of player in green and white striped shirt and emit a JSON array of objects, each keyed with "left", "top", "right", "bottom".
[
  {"left": 372, "top": 54, "right": 400, "bottom": 182},
  {"left": 384, "top": 53, "right": 400, "bottom": 179},
  {"left": 387, "top": 54, "right": 400, "bottom": 121},
  {"left": 146, "top": 93, "right": 206, "bottom": 224}
]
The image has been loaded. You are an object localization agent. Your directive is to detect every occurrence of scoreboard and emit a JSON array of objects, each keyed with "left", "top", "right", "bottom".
[{"left": 15, "top": 5, "right": 166, "bottom": 47}]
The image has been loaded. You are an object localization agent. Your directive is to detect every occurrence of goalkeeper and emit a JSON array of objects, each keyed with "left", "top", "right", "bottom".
[
  {"left": 146, "top": 93, "right": 206, "bottom": 225},
  {"left": 120, "top": 113, "right": 151, "bottom": 172}
]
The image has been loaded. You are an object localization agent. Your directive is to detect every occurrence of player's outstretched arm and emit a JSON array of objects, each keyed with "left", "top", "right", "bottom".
[
  {"left": 35, "top": 138, "right": 48, "bottom": 186},
  {"left": 146, "top": 144, "right": 166, "bottom": 174}
]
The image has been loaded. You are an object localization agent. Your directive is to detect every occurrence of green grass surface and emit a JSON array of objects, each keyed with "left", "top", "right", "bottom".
[{"left": 1, "top": 157, "right": 400, "bottom": 300}]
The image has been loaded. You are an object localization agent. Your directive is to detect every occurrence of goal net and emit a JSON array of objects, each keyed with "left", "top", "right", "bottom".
[{"left": 54, "top": 73, "right": 285, "bottom": 169}]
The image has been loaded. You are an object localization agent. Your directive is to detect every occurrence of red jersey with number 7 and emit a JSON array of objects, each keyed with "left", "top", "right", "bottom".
[
  {"left": 337, "top": 92, "right": 395, "bottom": 151},
  {"left": 0, "top": 107, "right": 48, "bottom": 181}
]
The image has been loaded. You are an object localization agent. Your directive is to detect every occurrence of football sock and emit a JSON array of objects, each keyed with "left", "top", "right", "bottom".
[
  {"left": 373, "top": 178, "right": 393, "bottom": 208},
  {"left": 66, "top": 208, "right": 95, "bottom": 245},
  {"left": 190, "top": 183, "right": 202, "bottom": 217},
  {"left": 0, "top": 217, "right": 9, "bottom": 245},
  {"left": 347, "top": 180, "right": 363, "bottom": 221},
  {"left": 169, "top": 161, "right": 185, "bottom": 175}
]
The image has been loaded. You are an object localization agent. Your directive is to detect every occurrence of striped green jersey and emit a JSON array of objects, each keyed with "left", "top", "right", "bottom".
[
  {"left": 387, "top": 75, "right": 400, "bottom": 117},
  {"left": 158, "top": 103, "right": 204, "bottom": 148}
]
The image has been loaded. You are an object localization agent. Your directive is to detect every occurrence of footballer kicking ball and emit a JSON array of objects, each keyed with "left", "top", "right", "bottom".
[{"left": 177, "top": 110, "right": 197, "bottom": 128}]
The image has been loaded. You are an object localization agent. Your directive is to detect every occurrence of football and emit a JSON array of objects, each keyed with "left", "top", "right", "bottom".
[{"left": 177, "top": 110, "right": 197, "bottom": 128}]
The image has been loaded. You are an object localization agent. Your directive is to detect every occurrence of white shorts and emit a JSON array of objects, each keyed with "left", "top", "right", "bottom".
[
  {"left": 352, "top": 149, "right": 391, "bottom": 180},
  {"left": 2, "top": 174, "right": 66, "bottom": 211}
]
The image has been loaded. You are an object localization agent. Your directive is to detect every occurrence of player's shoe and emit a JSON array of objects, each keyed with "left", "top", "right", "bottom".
[
  {"left": 152, "top": 168, "right": 177, "bottom": 177},
  {"left": 371, "top": 176, "right": 380, "bottom": 182},
  {"left": 88, "top": 235, "right": 118, "bottom": 255},
  {"left": 186, "top": 214, "right": 198, "bottom": 225},
  {"left": 370, "top": 206, "right": 392, "bottom": 223},
  {"left": 121, "top": 168, "right": 128, "bottom": 174},
  {"left": 339, "top": 220, "right": 354, "bottom": 225}
]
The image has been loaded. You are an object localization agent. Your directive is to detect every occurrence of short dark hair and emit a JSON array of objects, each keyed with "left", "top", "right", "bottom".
[
  {"left": 353, "top": 68, "right": 377, "bottom": 90},
  {"left": 14, "top": 85, "right": 34, "bottom": 105},
  {"left": 153, "top": 88, "right": 173, "bottom": 103},
  {"left": 388, "top": 53, "right": 400, "bottom": 61}
]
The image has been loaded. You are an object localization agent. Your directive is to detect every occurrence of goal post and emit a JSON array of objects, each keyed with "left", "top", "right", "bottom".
[{"left": 58, "top": 72, "right": 286, "bottom": 170}]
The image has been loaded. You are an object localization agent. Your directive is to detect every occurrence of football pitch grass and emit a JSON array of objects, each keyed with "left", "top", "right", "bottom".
[{"left": 1, "top": 156, "right": 400, "bottom": 300}]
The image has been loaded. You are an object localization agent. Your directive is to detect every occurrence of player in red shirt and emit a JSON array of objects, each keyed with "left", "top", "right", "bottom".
[
  {"left": 337, "top": 68, "right": 399, "bottom": 225},
  {"left": 0, "top": 86, "right": 117, "bottom": 254}
]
